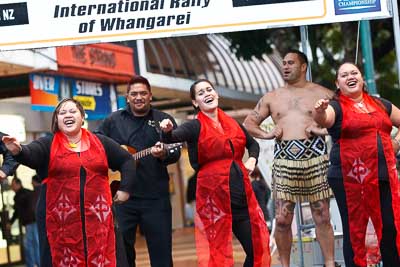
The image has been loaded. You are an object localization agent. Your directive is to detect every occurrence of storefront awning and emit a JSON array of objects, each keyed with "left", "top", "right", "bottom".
[{"left": 137, "top": 34, "right": 284, "bottom": 107}]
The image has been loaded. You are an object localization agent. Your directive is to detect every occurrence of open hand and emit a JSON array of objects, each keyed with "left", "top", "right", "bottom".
[
  {"left": 2, "top": 136, "right": 21, "bottom": 155},
  {"left": 314, "top": 99, "right": 329, "bottom": 113}
]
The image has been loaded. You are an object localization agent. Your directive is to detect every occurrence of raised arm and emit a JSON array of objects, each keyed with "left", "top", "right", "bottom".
[
  {"left": 2, "top": 135, "right": 51, "bottom": 170},
  {"left": 313, "top": 99, "right": 336, "bottom": 129},
  {"left": 157, "top": 115, "right": 181, "bottom": 165},
  {"left": 243, "top": 94, "right": 278, "bottom": 139},
  {"left": 2, "top": 136, "right": 22, "bottom": 156},
  {"left": 160, "top": 119, "right": 199, "bottom": 144}
]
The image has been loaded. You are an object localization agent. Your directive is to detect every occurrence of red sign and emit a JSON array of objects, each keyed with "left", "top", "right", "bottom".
[{"left": 56, "top": 43, "right": 134, "bottom": 83}]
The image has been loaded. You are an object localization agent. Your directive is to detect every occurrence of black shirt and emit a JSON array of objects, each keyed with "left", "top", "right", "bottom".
[
  {"left": 96, "top": 107, "right": 181, "bottom": 198},
  {"left": 15, "top": 133, "right": 135, "bottom": 192},
  {"left": 10, "top": 188, "right": 36, "bottom": 226},
  {"left": 327, "top": 97, "right": 392, "bottom": 180}
]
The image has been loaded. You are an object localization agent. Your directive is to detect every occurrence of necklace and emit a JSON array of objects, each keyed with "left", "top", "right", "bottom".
[
  {"left": 68, "top": 138, "right": 81, "bottom": 148},
  {"left": 353, "top": 99, "right": 369, "bottom": 113},
  {"left": 356, "top": 99, "right": 364, "bottom": 108}
]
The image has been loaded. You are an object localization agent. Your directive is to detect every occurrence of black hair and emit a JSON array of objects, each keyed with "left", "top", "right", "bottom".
[
  {"left": 335, "top": 62, "right": 387, "bottom": 113},
  {"left": 285, "top": 49, "right": 309, "bottom": 67},
  {"left": 127, "top": 75, "right": 151, "bottom": 94},
  {"left": 51, "top": 98, "right": 85, "bottom": 133},
  {"left": 189, "top": 79, "right": 216, "bottom": 101}
]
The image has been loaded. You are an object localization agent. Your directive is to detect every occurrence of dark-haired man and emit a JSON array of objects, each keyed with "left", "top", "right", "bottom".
[
  {"left": 243, "top": 50, "right": 336, "bottom": 267},
  {"left": 96, "top": 75, "right": 180, "bottom": 267}
]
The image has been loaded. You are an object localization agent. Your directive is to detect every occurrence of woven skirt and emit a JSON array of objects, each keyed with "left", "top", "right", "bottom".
[{"left": 272, "top": 136, "right": 332, "bottom": 203}]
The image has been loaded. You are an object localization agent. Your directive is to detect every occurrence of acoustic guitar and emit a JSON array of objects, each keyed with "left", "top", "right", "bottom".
[{"left": 109, "top": 142, "right": 183, "bottom": 197}]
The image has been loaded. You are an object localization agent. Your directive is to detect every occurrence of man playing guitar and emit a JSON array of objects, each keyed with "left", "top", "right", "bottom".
[{"left": 96, "top": 75, "right": 181, "bottom": 267}]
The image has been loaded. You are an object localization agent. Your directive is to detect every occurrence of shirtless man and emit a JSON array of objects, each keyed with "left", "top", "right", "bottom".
[{"left": 243, "top": 50, "right": 335, "bottom": 267}]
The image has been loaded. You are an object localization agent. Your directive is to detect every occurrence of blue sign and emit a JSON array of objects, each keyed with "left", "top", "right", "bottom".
[
  {"left": 72, "top": 79, "right": 115, "bottom": 120},
  {"left": 30, "top": 74, "right": 115, "bottom": 120},
  {"left": 334, "top": 0, "right": 381, "bottom": 15}
]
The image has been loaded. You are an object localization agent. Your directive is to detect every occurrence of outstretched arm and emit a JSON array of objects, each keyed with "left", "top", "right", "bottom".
[
  {"left": 2, "top": 136, "right": 22, "bottom": 156},
  {"left": 313, "top": 99, "right": 336, "bottom": 129}
]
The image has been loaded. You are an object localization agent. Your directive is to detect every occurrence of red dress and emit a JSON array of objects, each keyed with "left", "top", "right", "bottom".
[
  {"left": 195, "top": 109, "right": 270, "bottom": 267},
  {"left": 339, "top": 93, "right": 400, "bottom": 266},
  {"left": 46, "top": 129, "right": 116, "bottom": 266}
]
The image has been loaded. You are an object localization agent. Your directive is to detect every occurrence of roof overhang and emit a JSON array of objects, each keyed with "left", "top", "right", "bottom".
[{"left": 0, "top": 48, "right": 58, "bottom": 76}]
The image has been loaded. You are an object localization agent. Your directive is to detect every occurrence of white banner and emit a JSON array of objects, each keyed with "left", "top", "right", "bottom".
[{"left": 0, "top": 0, "right": 391, "bottom": 50}]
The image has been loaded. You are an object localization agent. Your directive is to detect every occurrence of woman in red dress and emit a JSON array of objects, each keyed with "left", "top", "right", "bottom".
[
  {"left": 160, "top": 79, "right": 270, "bottom": 267},
  {"left": 3, "top": 98, "right": 134, "bottom": 267},
  {"left": 314, "top": 63, "right": 400, "bottom": 267}
]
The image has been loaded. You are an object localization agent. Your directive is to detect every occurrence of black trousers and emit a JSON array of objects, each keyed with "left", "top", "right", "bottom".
[
  {"left": 115, "top": 196, "right": 173, "bottom": 267},
  {"left": 230, "top": 163, "right": 255, "bottom": 267},
  {"left": 329, "top": 179, "right": 400, "bottom": 267},
  {"left": 36, "top": 184, "right": 53, "bottom": 267},
  {"left": 232, "top": 208, "right": 255, "bottom": 267}
]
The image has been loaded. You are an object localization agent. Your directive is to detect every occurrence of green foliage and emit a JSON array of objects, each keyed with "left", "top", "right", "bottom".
[{"left": 222, "top": 18, "right": 399, "bottom": 103}]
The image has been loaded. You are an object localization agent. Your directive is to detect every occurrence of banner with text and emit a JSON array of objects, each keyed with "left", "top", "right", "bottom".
[
  {"left": 0, "top": 0, "right": 391, "bottom": 50},
  {"left": 30, "top": 73, "right": 115, "bottom": 120}
]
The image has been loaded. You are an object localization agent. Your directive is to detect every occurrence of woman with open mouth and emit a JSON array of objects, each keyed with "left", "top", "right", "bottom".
[
  {"left": 2, "top": 98, "right": 135, "bottom": 267},
  {"left": 159, "top": 79, "right": 271, "bottom": 267},
  {"left": 314, "top": 62, "right": 400, "bottom": 267}
]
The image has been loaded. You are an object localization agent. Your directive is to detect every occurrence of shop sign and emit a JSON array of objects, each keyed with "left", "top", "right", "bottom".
[
  {"left": 29, "top": 73, "right": 115, "bottom": 120},
  {"left": 56, "top": 44, "right": 134, "bottom": 83}
]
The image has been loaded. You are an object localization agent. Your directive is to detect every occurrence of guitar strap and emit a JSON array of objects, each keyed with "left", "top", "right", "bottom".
[{"left": 149, "top": 109, "right": 162, "bottom": 135}]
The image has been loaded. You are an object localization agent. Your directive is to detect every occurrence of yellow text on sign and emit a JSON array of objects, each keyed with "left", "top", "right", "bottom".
[{"left": 74, "top": 96, "right": 96, "bottom": 111}]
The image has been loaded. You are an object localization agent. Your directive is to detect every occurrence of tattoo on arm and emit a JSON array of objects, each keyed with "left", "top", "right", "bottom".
[
  {"left": 252, "top": 110, "right": 261, "bottom": 120},
  {"left": 250, "top": 98, "right": 265, "bottom": 122},
  {"left": 255, "top": 98, "right": 263, "bottom": 111}
]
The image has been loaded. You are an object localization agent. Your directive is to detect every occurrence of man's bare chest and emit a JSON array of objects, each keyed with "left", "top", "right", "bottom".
[{"left": 270, "top": 94, "right": 316, "bottom": 115}]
